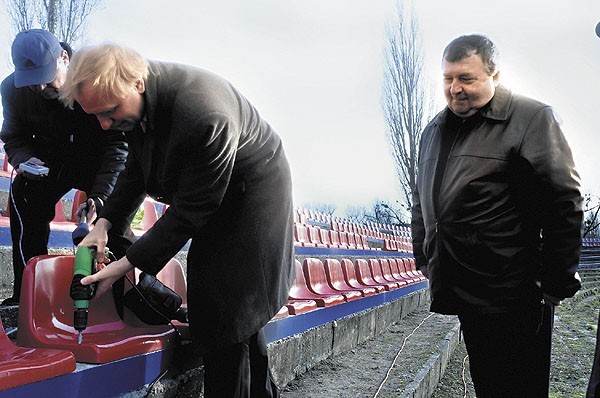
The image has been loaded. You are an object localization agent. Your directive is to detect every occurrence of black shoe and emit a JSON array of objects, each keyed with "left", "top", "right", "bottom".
[{"left": 1, "top": 297, "right": 19, "bottom": 306}]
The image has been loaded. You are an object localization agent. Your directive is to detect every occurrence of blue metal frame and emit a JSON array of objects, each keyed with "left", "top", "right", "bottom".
[
  {"left": 264, "top": 281, "right": 428, "bottom": 342},
  {"left": 0, "top": 348, "right": 174, "bottom": 398},
  {"left": 294, "top": 246, "right": 413, "bottom": 258}
]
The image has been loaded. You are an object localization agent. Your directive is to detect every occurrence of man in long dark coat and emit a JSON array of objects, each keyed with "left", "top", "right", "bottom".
[{"left": 60, "top": 43, "right": 294, "bottom": 398}]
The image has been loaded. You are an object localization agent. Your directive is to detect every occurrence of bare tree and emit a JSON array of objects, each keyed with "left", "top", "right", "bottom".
[
  {"left": 382, "top": 1, "right": 434, "bottom": 215},
  {"left": 4, "top": 0, "right": 103, "bottom": 45},
  {"left": 583, "top": 193, "right": 600, "bottom": 238},
  {"left": 302, "top": 202, "right": 336, "bottom": 217},
  {"left": 345, "top": 205, "right": 370, "bottom": 224},
  {"left": 345, "top": 200, "right": 404, "bottom": 227}
]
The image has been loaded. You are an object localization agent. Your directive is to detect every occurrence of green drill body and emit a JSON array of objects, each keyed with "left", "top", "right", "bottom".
[{"left": 71, "top": 246, "right": 97, "bottom": 344}]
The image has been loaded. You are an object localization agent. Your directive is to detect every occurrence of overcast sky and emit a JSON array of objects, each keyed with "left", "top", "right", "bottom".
[{"left": 0, "top": 0, "right": 599, "bottom": 216}]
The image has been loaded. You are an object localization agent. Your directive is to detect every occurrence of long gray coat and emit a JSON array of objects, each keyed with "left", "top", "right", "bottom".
[{"left": 100, "top": 61, "right": 294, "bottom": 353}]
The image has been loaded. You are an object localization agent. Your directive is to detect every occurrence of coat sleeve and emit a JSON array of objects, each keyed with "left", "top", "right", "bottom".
[
  {"left": 86, "top": 130, "right": 129, "bottom": 207},
  {"left": 0, "top": 78, "right": 35, "bottom": 166},
  {"left": 125, "top": 112, "right": 239, "bottom": 275},
  {"left": 521, "top": 106, "right": 583, "bottom": 299},
  {"left": 411, "top": 173, "right": 428, "bottom": 271}
]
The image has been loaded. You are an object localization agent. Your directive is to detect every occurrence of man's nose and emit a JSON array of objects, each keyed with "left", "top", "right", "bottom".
[
  {"left": 97, "top": 116, "right": 113, "bottom": 130},
  {"left": 450, "top": 80, "right": 463, "bottom": 95},
  {"left": 36, "top": 84, "right": 47, "bottom": 92}
]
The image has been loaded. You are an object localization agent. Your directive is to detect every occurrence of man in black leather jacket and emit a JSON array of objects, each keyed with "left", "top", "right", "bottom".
[
  {"left": 412, "top": 34, "right": 582, "bottom": 397},
  {"left": 0, "top": 30, "right": 134, "bottom": 306}
]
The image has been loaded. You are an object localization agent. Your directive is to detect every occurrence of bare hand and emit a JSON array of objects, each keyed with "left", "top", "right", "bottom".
[
  {"left": 78, "top": 218, "right": 111, "bottom": 264},
  {"left": 74, "top": 198, "right": 97, "bottom": 224},
  {"left": 81, "top": 256, "right": 134, "bottom": 298}
]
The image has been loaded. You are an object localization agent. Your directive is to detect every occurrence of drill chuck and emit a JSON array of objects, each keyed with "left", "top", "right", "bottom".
[{"left": 73, "top": 308, "right": 88, "bottom": 332}]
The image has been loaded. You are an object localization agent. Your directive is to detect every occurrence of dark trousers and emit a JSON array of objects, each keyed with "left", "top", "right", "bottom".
[
  {"left": 202, "top": 329, "right": 280, "bottom": 398},
  {"left": 8, "top": 173, "right": 136, "bottom": 300},
  {"left": 458, "top": 303, "right": 554, "bottom": 398},
  {"left": 587, "top": 312, "right": 600, "bottom": 398}
]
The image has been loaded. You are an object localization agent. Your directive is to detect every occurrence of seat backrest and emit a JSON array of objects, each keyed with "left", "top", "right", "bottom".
[
  {"left": 141, "top": 197, "right": 158, "bottom": 230},
  {"left": 293, "top": 224, "right": 314, "bottom": 246},
  {"left": 338, "top": 231, "right": 350, "bottom": 248},
  {"left": 53, "top": 200, "right": 67, "bottom": 222},
  {"left": 289, "top": 259, "right": 310, "bottom": 295},
  {"left": 388, "top": 258, "right": 403, "bottom": 279},
  {"left": 355, "top": 259, "right": 376, "bottom": 284},
  {"left": 329, "top": 230, "right": 343, "bottom": 248},
  {"left": 303, "top": 258, "right": 330, "bottom": 294},
  {"left": 368, "top": 259, "right": 385, "bottom": 279},
  {"left": 307, "top": 226, "right": 325, "bottom": 247},
  {"left": 340, "top": 258, "right": 358, "bottom": 284},
  {"left": 379, "top": 259, "right": 395, "bottom": 280},
  {"left": 323, "top": 258, "right": 346, "bottom": 290},
  {"left": 319, "top": 228, "right": 333, "bottom": 247}
]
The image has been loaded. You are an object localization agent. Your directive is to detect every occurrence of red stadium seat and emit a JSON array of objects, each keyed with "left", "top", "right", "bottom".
[
  {"left": 383, "top": 238, "right": 398, "bottom": 251},
  {"left": 323, "top": 259, "right": 377, "bottom": 297},
  {"left": 379, "top": 258, "right": 407, "bottom": 287},
  {"left": 366, "top": 259, "right": 401, "bottom": 290},
  {"left": 402, "top": 258, "right": 427, "bottom": 281},
  {"left": 307, "top": 226, "right": 328, "bottom": 248},
  {"left": 53, "top": 200, "right": 68, "bottom": 222},
  {"left": 319, "top": 228, "right": 336, "bottom": 248},
  {"left": 329, "top": 230, "right": 347, "bottom": 249},
  {"left": 293, "top": 224, "right": 316, "bottom": 247},
  {"left": 394, "top": 258, "right": 421, "bottom": 283},
  {"left": 303, "top": 258, "right": 362, "bottom": 302},
  {"left": 0, "top": 156, "right": 14, "bottom": 178},
  {"left": 340, "top": 259, "right": 385, "bottom": 293},
  {"left": 272, "top": 305, "right": 289, "bottom": 320},
  {"left": 338, "top": 231, "right": 351, "bottom": 249},
  {"left": 141, "top": 197, "right": 159, "bottom": 231},
  {"left": 388, "top": 258, "right": 417, "bottom": 284},
  {"left": 285, "top": 299, "right": 318, "bottom": 315},
  {"left": 288, "top": 260, "right": 345, "bottom": 307},
  {"left": 354, "top": 259, "right": 395, "bottom": 291},
  {"left": 345, "top": 232, "right": 357, "bottom": 250},
  {"left": 17, "top": 255, "right": 181, "bottom": 364},
  {"left": 0, "top": 315, "right": 75, "bottom": 391}
]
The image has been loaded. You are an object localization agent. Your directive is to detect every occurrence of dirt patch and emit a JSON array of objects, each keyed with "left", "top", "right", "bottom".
[
  {"left": 281, "top": 287, "right": 599, "bottom": 398},
  {"left": 282, "top": 306, "right": 458, "bottom": 397}
]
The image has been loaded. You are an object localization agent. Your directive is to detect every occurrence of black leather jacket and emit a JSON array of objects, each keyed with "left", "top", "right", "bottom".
[
  {"left": 0, "top": 73, "right": 128, "bottom": 203},
  {"left": 411, "top": 85, "right": 583, "bottom": 315}
]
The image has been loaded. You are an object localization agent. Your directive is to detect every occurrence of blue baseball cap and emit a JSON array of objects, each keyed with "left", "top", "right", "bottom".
[{"left": 11, "top": 29, "right": 62, "bottom": 88}]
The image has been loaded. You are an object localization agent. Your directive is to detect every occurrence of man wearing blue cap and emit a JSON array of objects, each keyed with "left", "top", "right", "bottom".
[{"left": 0, "top": 29, "right": 134, "bottom": 306}]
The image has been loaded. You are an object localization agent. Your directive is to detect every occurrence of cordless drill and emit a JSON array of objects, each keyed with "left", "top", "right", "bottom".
[
  {"left": 70, "top": 203, "right": 97, "bottom": 344},
  {"left": 70, "top": 246, "right": 97, "bottom": 344}
]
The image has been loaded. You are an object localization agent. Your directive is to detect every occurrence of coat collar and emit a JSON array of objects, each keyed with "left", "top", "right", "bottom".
[
  {"left": 433, "top": 84, "right": 514, "bottom": 128},
  {"left": 142, "top": 61, "right": 160, "bottom": 133}
]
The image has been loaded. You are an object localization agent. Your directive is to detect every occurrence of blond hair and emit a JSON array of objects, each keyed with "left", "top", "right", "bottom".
[{"left": 60, "top": 43, "right": 149, "bottom": 109}]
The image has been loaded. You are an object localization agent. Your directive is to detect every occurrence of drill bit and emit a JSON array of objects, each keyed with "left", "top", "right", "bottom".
[{"left": 77, "top": 331, "right": 83, "bottom": 344}]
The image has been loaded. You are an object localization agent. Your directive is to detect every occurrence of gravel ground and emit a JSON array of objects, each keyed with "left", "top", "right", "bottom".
[{"left": 281, "top": 282, "right": 599, "bottom": 398}]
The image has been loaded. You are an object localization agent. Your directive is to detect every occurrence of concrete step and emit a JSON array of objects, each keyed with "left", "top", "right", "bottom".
[{"left": 280, "top": 305, "right": 460, "bottom": 398}]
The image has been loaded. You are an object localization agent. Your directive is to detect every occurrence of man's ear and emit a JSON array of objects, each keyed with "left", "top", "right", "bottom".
[
  {"left": 61, "top": 49, "right": 69, "bottom": 66},
  {"left": 135, "top": 78, "right": 145, "bottom": 94},
  {"left": 492, "top": 71, "right": 500, "bottom": 86}
]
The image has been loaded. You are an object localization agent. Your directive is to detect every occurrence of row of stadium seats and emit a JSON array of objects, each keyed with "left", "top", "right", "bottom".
[
  {"left": 293, "top": 223, "right": 412, "bottom": 252},
  {"left": 278, "top": 256, "right": 425, "bottom": 318},
  {"left": 295, "top": 208, "right": 411, "bottom": 238}
]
